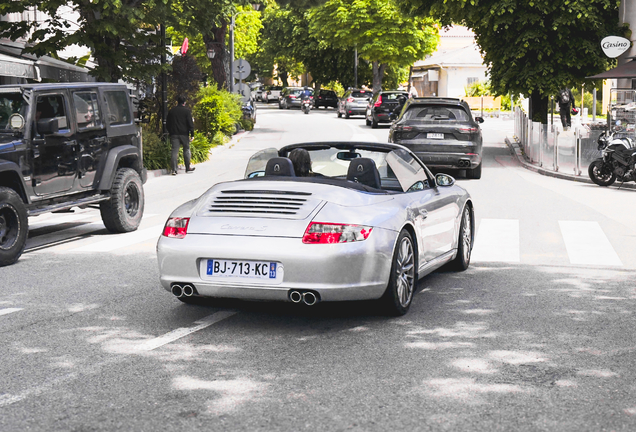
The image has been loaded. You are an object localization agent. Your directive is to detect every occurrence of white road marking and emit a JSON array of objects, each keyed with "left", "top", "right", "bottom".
[
  {"left": 137, "top": 311, "right": 237, "bottom": 351},
  {"left": 0, "top": 308, "right": 23, "bottom": 316},
  {"left": 70, "top": 225, "right": 164, "bottom": 252},
  {"left": 559, "top": 221, "right": 622, "bottom": 266},
  {"left": 471, "top": 219, "right": 520, "bottom": 263}
]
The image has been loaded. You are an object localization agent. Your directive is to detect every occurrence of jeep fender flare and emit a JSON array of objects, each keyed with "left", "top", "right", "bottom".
[
  {"left": 97, "top": 145, "right": 143, "bottom": 191},
  {"left": 0, "top": 161, "right": 29, "bottom": 204}
]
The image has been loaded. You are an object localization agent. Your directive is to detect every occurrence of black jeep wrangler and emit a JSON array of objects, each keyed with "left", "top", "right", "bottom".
[{"left": 0, "top": 83, "right": 146, "bottom": 266}]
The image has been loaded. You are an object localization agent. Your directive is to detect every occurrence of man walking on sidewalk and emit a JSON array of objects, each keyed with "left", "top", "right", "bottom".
[
  {"left": 167, "top": 95, "right": 195, "bottom": 175},
  {"left": 556, "top": 88, "right": 576, "bottom": 130}
]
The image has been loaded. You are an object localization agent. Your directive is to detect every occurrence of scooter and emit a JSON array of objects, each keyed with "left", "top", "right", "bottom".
[{"left": 301, "top": 97, "right": 312, "bottom": 114}]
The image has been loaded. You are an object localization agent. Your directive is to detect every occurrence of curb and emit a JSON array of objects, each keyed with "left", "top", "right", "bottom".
[
  {"left": 145, "top": 130, "right": 252, "bottom": 180},
  {"left": 504, "top": 137, "right": 636, "bottom": 190}
]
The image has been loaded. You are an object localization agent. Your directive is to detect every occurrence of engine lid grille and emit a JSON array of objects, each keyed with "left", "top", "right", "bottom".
[{"left": 201, "top": 190, "right": 320, "bottom": 219}]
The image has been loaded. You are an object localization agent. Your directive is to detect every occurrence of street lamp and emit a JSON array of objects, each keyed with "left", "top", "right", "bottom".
[{"left": 229, "top": 3, "right": 261, "bottom": 93}]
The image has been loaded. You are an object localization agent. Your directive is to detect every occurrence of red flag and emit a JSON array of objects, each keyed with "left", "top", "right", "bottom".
[{"left": 181, "top": 37, "right": 189, "bottom": 55}]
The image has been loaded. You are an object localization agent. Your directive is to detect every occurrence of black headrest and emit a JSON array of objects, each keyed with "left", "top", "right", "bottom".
[
  {"left": 265, "top": 157, "right": 296, "bottom": 176},
  {"left": 346, "top": 157, "right": 381, "bottom": 189}
]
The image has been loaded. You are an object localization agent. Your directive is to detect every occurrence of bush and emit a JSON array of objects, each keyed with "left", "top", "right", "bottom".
[
  {"left": 239, "top": 118, "right": 255, "bottom": 131},
  {"left": 193, "top": 86, "right": 243, "bottom": 138},
  {"left": 142, "top": 127, "right": 224, "bottom": 170}
]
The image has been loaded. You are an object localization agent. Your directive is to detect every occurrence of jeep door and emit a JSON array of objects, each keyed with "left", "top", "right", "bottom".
[
  {"left": 71, "top": 90, "right": 107, "bottom": 188},
  {"left": 32, "top": 91, "right": 78, "bottom": 195}
]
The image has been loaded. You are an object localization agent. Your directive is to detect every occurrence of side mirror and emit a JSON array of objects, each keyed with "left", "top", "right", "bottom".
[
  {"left": 37, "top": 118, "right": 59, "bottom": 135},
  {"left": 475, "top": 117, "right": 485, "bottom": 123},
  {"left": 435, "top": 173, "right": 455, "bottom": 187}
]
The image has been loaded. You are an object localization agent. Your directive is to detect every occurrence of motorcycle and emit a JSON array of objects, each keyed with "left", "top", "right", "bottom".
[
  {"left": 301, "top": 96, "right": 312, "bottom": 114},
  {"left": 588, "top": 127, "right": 636, "bottom": 186}
]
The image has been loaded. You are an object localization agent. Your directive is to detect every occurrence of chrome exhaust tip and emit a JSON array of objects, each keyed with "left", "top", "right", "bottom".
[
  {"left": 182, "top": 284, "right": 195, "bottom": 297},
  {"left": 289, "top": 290, "right": 303, "bottom": 303},
  {"left": 171, "top": 284, "right": 184, "bottom": 298},
  {"left": 303, "top": 292, "right": 318, "bottom": 306}
]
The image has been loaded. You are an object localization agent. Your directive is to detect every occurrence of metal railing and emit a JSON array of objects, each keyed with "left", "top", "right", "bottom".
[{"left": 513, "top": 107, "right": 605, "bottom": 176}]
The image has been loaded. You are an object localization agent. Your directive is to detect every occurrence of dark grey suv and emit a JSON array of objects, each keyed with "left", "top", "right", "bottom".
[
  {"left": 388, "top": 97, "right": 484, "bottom": 179},
  {"left": 0, "top": 83, "right": 146, "bottom": 266}
]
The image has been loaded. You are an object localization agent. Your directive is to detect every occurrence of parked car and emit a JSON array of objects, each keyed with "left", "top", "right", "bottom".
[
  {"left": 366, "top": 91, "right": 409, "bottom": 128},
  {"left": 263, "top": 86, "right": 283, "bottom": 103},
  {"left": 337, "top": 89, "right": 372, "bottom": 118},
  {"left": 250, "top": 83, "right": 264, "bottom": 101},
  {"left": 279, "top": 87, "right": 314, "bottom": 109},
  {"left": 314, "top": 89, "right": 339, "bottom": 109},
  {"left": 388, "top": 97, "right": 484, "bottom": 179},
  {"left": 157, "top": 141, "right": 474, "bottom": 316},
  {"left": 0, "top": 83, "right": 146, "bottom": 266}
]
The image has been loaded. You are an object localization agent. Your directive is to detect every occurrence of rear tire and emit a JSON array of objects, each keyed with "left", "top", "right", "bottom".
[
  {"left": 371, "top": 118, "right": 378, "bottom": 129},
  {"left": 588, "top": 159, "right": 616, "bottom": 186},
  {"left": 100, "top": 168, "right": 144, "bottom": 233},
  {"left": 381, "top": 230, "right": 416, "bottom": 316},
  {"left": 366, "top": 117, "right": 371, "bottom": 126},
  {"left": 345, "top": 112, "right": 350, "bottom": 119},
  {"left": 449, "top": 205, "right": 472, "bottom": 271},
  {"left": 337, "top": 111, "right": 342, "bottom": 118},
  {"left": 467, "top": 163, "right": 482, "bottom": 179},
  {"left": 0, "top": 187, "right": 28, "bottom": 267}
]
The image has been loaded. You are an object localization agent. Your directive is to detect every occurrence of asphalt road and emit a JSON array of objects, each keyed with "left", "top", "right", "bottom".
[{"left": 1, "top": 103, "right": 636, "bottom": 431}]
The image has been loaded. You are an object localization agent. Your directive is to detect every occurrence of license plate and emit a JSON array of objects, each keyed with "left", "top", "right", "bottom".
[
  {"left": 427, "top": 133, "right": 444, "bottom": 139},
  {"left": 202, "top": 259, "right": 281, "bottom": 280}
]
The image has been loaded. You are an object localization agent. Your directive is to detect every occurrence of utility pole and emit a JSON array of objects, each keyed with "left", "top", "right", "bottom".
[
  {"left": 618, "top": 0, "right": 636, "bottom": 89},
  {"left": 160, "top": 24, "right": 168, "bottom": 136},
  {"left": 354, "top": 46, "right": 358, "bottom": 89}
]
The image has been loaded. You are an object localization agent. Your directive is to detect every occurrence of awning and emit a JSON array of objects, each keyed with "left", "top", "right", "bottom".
[
  {"left": 0, "top": 52, "right": 36, "bottom": 79},
  {"left": 36, "top": 56, "right": 93, "bottom": 82},
  {"left": 587, "top": 60, "right": 636, "bottom": 79}
]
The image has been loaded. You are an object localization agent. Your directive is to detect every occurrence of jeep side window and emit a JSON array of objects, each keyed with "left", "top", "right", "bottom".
[
  {"left": 73, "top": 92, "right": 103, "bottom": 130},
  {"left": 35, "top": 95, "right": 68, "bottom": 131},
  {"left": 104, "top": 91, "right": 132, "bottom": 126}
]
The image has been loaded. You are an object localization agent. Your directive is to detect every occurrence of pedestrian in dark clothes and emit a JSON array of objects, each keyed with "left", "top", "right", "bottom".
[
  {"left": 556, "top": 88, "right": 576, "bottom": 130},
  {"left": 166, "top": 95, "right": 195, "bottom": 175}
]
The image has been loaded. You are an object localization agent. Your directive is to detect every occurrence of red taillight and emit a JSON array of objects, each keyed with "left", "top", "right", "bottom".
[
  {"left": 163, "top": 217, "right": 189, "bottom": 239},
  {"left": 290, "top": 95, "right": 297, "bottom": 99},
  {"left": 346, "top": 97, "right": 354, "bottom": 103},
  {"left": 396, "top": 125, "right": 413, "bottom": 132},
  {"left": 374, "top": 95, "right": 382, "bottom": 107},
  {"left": 458, "top": 126, "right": 478, "bottom": 134},
  {"left": 302, "top": 222, "right": 373, "bottom": 244}
]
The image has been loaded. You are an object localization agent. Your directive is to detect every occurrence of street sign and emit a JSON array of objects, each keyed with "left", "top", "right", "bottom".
[
  {"left": 233, "top": 59, "right": 251, "bottom": 80},
  {"left": 235, "top": 83, "right": 251, "bottom": 102},
  {"left": 601, "top": 36, "right": 631, "bottom": 58}
]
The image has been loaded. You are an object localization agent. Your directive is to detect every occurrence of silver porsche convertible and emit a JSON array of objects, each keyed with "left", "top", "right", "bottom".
[{"left": 157, "top": 142, "right": 474, "bottom": 315}]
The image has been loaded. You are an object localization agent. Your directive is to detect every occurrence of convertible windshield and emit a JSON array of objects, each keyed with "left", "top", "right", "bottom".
[
  {"left": 245, "top": 145, "right": 431, "bottom": 193},
  {"left": 0, "top": 93, "right": 27, "bottom": 132}
]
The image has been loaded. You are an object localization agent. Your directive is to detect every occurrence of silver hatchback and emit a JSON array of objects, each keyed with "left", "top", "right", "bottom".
[{"left": 338, "top": 89, "right": 372, "bottom": 119}]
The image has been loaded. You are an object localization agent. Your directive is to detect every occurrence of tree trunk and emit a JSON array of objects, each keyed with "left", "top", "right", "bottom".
[
  {"left": 372, "top": 61, "right": 387, "bottom": 93},
  {"left": 279, "top": 69, "right": 289, "bottom": 87},
  {"left": 529, "top": 91, "right": 548, "bottom": 124},
  {"left": 203, "top": 24, "right": 228, "bottom": 90}
]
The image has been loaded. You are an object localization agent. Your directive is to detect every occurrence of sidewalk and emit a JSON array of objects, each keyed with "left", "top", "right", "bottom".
[
  {"left": 505, "top": 136, "right": 636, "bottom": 190},
  {"left": 145, "top": 130, "right": 251, "bottom": 181}
]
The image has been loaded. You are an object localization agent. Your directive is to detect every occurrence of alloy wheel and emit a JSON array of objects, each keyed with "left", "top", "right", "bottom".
[
  {"left": 461, "top": 208, "right": 472, "bottom": 263},
  {"left": 124, "top": 183, "right": 140, "bottom": 218},
  {"left": 395, "top": 236, "right": 415, "bottom": 307},
  {"left": 0, "top": 205, "right": 19, "bottom": 250}
]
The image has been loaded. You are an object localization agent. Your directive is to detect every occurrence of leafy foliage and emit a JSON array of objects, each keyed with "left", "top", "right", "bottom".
[
  {"left": 0, "top": 0, "right": 170, "bottom": 82},
  {"left": 308, "top": 0, "right": 439, "bottom": 91},
  {"left": 142, "top": 127, "right": 226, "bottom": 171},
  {"left": 396, "top": 0, "right": 626, "bottom": 121},
  {"left": 193, "top": 86, "right": 243, "bottom": 138}
]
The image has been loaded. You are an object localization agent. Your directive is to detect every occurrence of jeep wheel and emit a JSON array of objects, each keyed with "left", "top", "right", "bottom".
[
  {"left": 100, "top": 168, "right": 144, "bottom": 233},
  {"left": 0, "top": 187, "right": 28, "bottom": 267}
]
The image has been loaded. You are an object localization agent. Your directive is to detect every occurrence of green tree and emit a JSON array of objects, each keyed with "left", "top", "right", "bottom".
[
  {"left": 396, "top": 0, "right": 626, "bottom": 123},
  {"left": 308, "top": 0, "right": 439, "bottom": 92},
  {"left": 0, "top": 0, "right": 169, "bottom": 82}
]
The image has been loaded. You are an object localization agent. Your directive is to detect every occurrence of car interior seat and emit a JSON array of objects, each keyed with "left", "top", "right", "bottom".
[
  {"left": 265, "top": 157, "right": 296, "bottom": 176},
  {"left": 346, "top": 157, "right": 381, "bottom": 189}
]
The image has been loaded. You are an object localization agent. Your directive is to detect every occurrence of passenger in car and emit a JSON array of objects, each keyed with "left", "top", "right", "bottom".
[{"left": 288, "top": 148, "right": 313, "bottom": 177}]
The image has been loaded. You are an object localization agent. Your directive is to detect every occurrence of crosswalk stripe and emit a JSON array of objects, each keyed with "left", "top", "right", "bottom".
[
  {"left": 70, "top": 225, "right": 163, "bottom": 252},
  {"left": 559, "top": 221, "right": 623, "bottom": 266},
  {"left": 471, "top": 219, "right": 520, "bottom": 263},
  {"left": 0, "top": 308, "right": 23, "bottom": 317}
]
